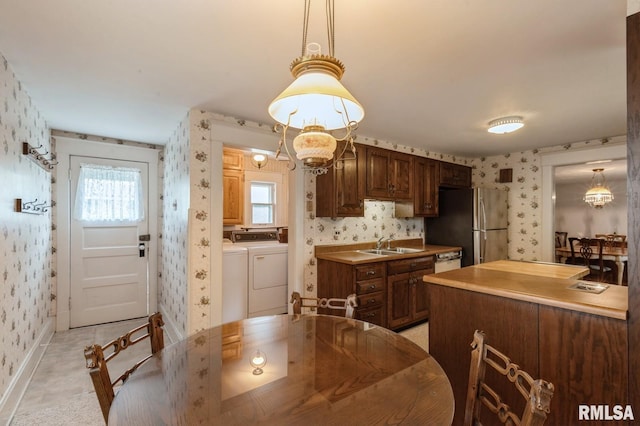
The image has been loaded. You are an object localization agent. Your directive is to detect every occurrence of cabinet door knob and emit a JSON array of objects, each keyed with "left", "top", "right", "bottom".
[
  {"left": 369, "top": 298, "right": 376, "bottom": 304},
  {"left": 369, "top": 284, "right": 377, "bottom": 290}
]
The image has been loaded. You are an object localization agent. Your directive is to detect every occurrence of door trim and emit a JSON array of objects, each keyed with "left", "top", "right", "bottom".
[{"left": 55, "top": 136, "right": 160, "bottom": 331}]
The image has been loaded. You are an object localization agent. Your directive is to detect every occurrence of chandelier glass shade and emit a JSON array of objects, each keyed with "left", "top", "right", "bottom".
[
  {"left": 268, "top": 1, "right": 363, "bottom": 174},
  {"left": 584, "top": 168, "right": 614, "bottom": 208}
]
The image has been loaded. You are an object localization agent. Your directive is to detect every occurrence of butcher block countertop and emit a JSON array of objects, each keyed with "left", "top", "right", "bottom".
[
  {"left": 423, "top": 260, "right": 628, "bottom": 320},
  {"left": 314, "top": 238, "right": 461, "bottom": 265}
]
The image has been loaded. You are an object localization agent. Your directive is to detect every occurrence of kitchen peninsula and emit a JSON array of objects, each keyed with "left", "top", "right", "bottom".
[{"left": 424, "top": 260, "right": 629, "bottom": 425}]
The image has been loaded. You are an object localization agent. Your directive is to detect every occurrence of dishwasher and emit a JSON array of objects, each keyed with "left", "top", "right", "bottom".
[{"left": 434, "top": 250, "right": 462, "bottom": 273}]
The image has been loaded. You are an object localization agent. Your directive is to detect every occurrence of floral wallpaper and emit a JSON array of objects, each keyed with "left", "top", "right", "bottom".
[
  {"left": 470, "top": 138, "right": 625, "bottom": 261},
  {"left": 160, "top": 113, "right": 190, "bottom": 337},
  {"left": 188, "top": 110, "right": 214, "bottom": 333},
  {"left": 0, "top": 54, "right": 51, "bottom": 401}
]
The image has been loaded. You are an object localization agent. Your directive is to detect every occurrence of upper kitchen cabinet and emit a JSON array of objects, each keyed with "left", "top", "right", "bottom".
[
  {"left": 223, "top": 148, "right": 244, "bottom": 225},
  {"left": 222, "top": 147, "right": 244, "bottom": 170},
  {"left": 413, "top": 157, "right": 439, "bottom": 216},
  {"left": 316, "top": 142, "right": 366, "bottom": 217},
  {"left": 439, "top": 161, "right": 471, "bottom": 188},
  {"left": 365, "top": 147, "right": 413, "bottom": 200}
]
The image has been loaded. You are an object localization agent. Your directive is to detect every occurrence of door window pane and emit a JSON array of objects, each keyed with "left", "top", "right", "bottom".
[{"left": 74, "top": 164, "right": 144, "bottom": 222}]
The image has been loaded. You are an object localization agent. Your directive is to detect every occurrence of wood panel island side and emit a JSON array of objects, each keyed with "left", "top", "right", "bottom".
[{"left": 423, "top": 260, "right": 629, "bottom": 426}]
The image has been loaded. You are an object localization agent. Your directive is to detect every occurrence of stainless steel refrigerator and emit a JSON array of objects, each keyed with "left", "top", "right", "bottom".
[{"left": 425, "top": 187, "right": 508, "bottom": 267}]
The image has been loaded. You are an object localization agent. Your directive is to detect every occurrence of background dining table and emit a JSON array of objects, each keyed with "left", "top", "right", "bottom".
[
  {"left": 108, "top": 314, "right": 455, "bottom": 425},
  {"left": 555, "top": 245, "right": 628, "bottom": 285}
]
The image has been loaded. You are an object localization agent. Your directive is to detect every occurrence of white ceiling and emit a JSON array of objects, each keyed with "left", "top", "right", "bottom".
[
  {"left": 0, "top": 1, "right": 638, "bottom": 157},
  {"left": 554, "top": 158, "right": 627, "bottom": 184}
]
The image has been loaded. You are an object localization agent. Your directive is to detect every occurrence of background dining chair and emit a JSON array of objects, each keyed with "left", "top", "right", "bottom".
[
  {"left": 84, "top": 312, "right": 165, "bottom": 423},
  {"left": 465, "top": 330, "right": 554, "bottom": 426},
  {"left": 572, "top": 238, "right": 613, "bottom": 283},
  {"left": 554, "top": 231, "right": 568, "bottom": 262},
  {"left": 290, "top": 291, "right": 358, "bottom": 318}
]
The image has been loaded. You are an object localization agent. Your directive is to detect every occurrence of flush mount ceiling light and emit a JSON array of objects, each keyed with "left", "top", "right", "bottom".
[
  {"left": 268, "top": 0, "right": 364, "bottom": 175},
  {"left": 487, "top": 116, "right": 524, "bottom": 134},
  {"left": 584, "top": 168, "right": 614, "bottom": 208}
]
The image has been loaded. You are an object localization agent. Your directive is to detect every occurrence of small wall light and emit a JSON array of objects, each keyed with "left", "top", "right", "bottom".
[{"left": 251, "top": 153, "right": 269, "bottom": 169}]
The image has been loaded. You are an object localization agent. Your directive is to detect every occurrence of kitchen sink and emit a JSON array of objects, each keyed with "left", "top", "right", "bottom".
[
  {"left": 357, "top": 249, "right": 388, "bottom": 255},
  {"left": 383, "top": 247, "right": 423, "bottom": 254},
  {"left": 357, "top": 247, "right": 424, "bottom": 256}
]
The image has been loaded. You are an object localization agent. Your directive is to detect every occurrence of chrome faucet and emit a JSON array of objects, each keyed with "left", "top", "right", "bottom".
[{"left": 376, "top": 236, "right": 394, "bottom": 250}]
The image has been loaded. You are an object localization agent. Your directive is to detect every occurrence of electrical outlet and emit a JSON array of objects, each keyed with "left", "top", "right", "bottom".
[{"left": 334, "top": 231, "right": 341, "bottom": 236}]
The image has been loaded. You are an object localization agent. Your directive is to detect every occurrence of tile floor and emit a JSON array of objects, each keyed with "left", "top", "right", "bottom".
[
  {"left": 10, "top": 318, "right": 151, "bottom": 425},
  {"left": 9, "top": 318, "right": 429, "bottom": 425}
]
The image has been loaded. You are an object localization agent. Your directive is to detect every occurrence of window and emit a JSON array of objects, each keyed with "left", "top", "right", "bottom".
[
  {"left": 250, "top": 182, "right": 275, "bottom": 225},
  {"left": 74, "top": 164, "right": 144, "bottom": 222}
]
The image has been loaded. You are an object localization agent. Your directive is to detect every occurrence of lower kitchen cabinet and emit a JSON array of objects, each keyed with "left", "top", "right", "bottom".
[
  {"left": 317, "top": 259, "right": 386, "bottom": 327},
  {"left": 387, "top": 257, "right": 433, "bottom": 329},
  {"left": 317, "top": 256, "right": 434, "bottom": 330}
]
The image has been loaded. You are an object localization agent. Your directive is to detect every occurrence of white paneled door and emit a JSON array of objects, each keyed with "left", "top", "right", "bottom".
[{"left": 69, "top": 155, "right": 150, "bottom": 327}]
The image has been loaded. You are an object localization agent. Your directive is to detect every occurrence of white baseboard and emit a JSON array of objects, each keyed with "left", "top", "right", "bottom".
[
  {"left": 0, "top": 316, "right": 55, "bottom": 425},
  {"left": 158, "top": 306, "right": 184, "bottom": 344}
]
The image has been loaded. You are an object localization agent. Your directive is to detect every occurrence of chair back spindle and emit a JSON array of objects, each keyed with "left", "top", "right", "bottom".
[
  {"left": 464, "top": 330, "right": 554, "bottom": 426},
  {"left": 290, "top": 291, "right": 358, "bottom": 318},
  {"left": 84, "top": 313, "right": 165, "bottom": 423}
]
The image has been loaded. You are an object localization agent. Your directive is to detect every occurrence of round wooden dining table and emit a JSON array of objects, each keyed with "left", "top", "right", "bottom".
[{"left": 109, "top": 314, "right": 454, "bottom": 425}]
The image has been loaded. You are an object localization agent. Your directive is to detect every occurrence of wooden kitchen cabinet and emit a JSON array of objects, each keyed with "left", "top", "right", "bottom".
[
  {"left": 222, "top": 147, "right": 244, "bottom": 170},
  {"left": 223, "top": 169, "right": 244, "bottom": 225},
  {"left": 387, "top": 256, "right": 433, "bottom": 329},
  {"left": 317, "top": 259, "right": 387, "bottom": 327},
  {"left": 223, "top": 147, "right": 244, "bottom": 225},
  {"left": 365, "top": 147, "right": 413, "bottom": 200},
  {"left": 439, "top": 161, "right": 471, "bottom": 188},
  {"left": 413, "top": 157, "right": 439, "bottom": 216},
  {"left": 316, "top": 142, "right": 366, "bottom": 217}
]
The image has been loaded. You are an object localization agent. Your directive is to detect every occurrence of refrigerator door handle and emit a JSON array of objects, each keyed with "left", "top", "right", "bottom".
[
  {"left": 480, "top": 229, "right": 486, "bottom": 263},
  {"left": 480, "top": 199, "right": 487, "bottom": 239}
]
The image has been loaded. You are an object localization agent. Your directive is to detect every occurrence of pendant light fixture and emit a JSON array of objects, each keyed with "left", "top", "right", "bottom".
[
  {"left": 584, "top": 168, "right": 614, "bottom": 208},
  {"left": 268, "top": 0, "right": 364, "bottom": 175},
  {"left": 487, "top": 116, "right": 524, "bottom": 134}
]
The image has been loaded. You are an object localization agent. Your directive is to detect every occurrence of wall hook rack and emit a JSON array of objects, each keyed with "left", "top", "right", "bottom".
[
  {"left": 15, "top": 198, "right": 53, "bottom": 215},
  {"left": 22, "top": 142, "right": 58, "bottom": 171}
]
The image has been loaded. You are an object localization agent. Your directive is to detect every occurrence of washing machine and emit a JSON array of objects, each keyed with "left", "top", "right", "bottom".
[
  {"left": 231, "top": 231, "right": 288, "bottom": 317},
  {"left": 222, "top": 239, "right": 248, "bottom": 323}
]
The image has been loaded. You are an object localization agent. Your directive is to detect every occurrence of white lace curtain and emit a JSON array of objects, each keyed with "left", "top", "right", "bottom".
[{"left": 74, "top": 164, "right": 144, "bottom": 222}]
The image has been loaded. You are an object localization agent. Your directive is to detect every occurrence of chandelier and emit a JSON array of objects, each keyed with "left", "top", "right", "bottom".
[
  {"left": 268, "top": 0, "right": 364, "bottom": 175},
  {"left": 584, "top": 168, "right": 614, "bottom": 208}
]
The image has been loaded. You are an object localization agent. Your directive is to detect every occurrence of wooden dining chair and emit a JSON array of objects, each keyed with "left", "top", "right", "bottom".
[
  {"left": 465, "top": 330, "right": 554, "bottom": 426},
  {"left": 84, "top": 313, "right": 165, "bottom": 423},
  {"left": 571, "top": 238, "right": 613, "bottom": 283},
  {"left": 290, "top": 291, "right": 358, "bottom": 318}
]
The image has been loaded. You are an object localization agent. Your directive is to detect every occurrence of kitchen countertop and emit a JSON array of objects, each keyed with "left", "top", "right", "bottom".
[
  {"left": 423, "top": 260, "right": 628, "bottom": 320},
  {"left": 314, "top": 238, "right": 461, "bottom": 265}
]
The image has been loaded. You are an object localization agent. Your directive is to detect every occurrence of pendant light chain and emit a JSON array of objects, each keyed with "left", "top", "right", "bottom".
[
  {"left": 326, "top": 0, "right": 335, "bottom": 57},
  {"left": 301, "top": 0, "right": 311, "bottom": 56}
]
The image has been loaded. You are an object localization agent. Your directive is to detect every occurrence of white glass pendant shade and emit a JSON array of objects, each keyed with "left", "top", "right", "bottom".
[
  {"left": 269, "top": 71, "right": 364, "bottom": 131},
  {"left": 293, "top": 125, "right": 337, "bottom": 167}
]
